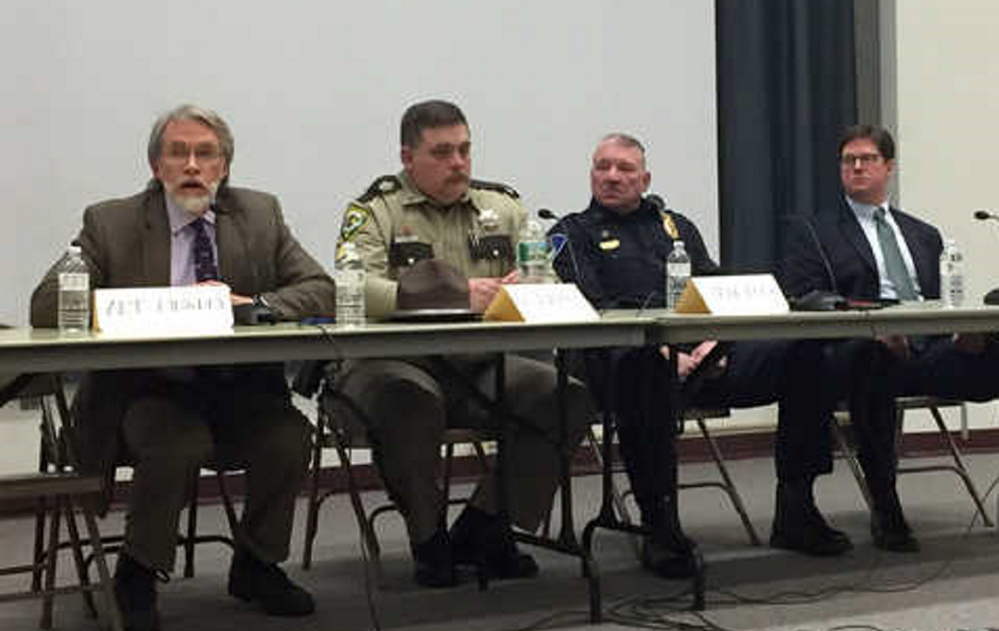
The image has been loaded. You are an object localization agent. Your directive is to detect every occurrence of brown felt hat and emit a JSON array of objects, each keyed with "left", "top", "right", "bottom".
[{"left": 396, "top": 259, "right": 471, "bottom": 311}]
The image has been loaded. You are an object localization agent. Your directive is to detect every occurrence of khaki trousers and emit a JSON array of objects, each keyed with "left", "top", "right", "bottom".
[{"left": 336, "top": 354, "right": 594, "bottom": 544}]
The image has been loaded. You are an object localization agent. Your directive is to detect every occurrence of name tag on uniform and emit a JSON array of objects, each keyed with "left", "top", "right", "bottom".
[
  {"left": 93, "top": 285, "right": 233, "bottom": 336},
  {"left": 676, "top": 274, "right": 789, "bottom": 315},
  {"left": 599, "top": 239, "right": 620, "bottom": 251}
]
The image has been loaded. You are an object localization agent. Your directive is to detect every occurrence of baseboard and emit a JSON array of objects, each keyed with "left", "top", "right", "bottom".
[{"left": 5, "top": 426, "right": 999, "bottom": 516}]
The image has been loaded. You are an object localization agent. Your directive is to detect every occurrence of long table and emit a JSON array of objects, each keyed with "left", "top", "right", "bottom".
[{"left": 4, "top": 302, "right": 999, "bottom": 623}]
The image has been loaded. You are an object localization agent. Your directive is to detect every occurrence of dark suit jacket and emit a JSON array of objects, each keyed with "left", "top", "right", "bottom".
[
  {"left": 29, "top": 184, "right": 335, "bottom": 510},
  {"left": 781, "top": 197, "right": 943, "bottom": 301}
]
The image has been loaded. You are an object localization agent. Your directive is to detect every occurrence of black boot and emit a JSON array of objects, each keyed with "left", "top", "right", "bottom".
[
  {"left": 450, "top": 507, "right": 538, "bottom": 580},
  {"left": 641, "top": 496, "right": 698, "bottom": 579},
  {"left": 770, "top": 480, "right": 853, "bottom": 556},
  {"left": 228, "top": 546, "right": 315, "bottom": 616},
  {"left": 114, "top": 554, "right": 161, "bottom": 631},
  {"left": 870, "top": 486, "right": 920, "bottom": 553},
  {"left": 410, "top": 525, "right": 457, "bottom": 588}
]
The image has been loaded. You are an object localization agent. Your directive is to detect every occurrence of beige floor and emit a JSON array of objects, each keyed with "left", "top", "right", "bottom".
[{"left": 2, "top": 453, "right": 999, "bottom": 631}]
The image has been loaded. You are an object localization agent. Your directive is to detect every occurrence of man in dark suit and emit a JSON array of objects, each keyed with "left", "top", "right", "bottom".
[
  {"left": 782, "top": 124, "right": 999, "bottom": 552},
  {"left": 30, "top": 105, "right": 334, "bottom": 630}
]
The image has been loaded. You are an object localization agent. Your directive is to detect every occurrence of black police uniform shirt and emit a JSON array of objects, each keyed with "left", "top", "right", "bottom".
[{"left": 549, "top": 197, "right": 719, "bottom": 310}]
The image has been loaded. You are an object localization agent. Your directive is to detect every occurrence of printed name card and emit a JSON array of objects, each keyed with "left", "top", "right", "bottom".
[
  {"left": 484, "top": 283, "right": 599, "bottom": 323},
  {"left": 676, "top": 274, "right": 789, "bottom": 315},
  {"left": 93, "top": 285, "right": 233, "bottom": 336}
]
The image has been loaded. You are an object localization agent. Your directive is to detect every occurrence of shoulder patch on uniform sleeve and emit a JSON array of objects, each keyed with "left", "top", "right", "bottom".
[
  {"left": 339, "top": 203, "right": 371, "bottom": 242},
  {"left": 357, "top": 175, "right": 402, "bottom": 203},
  {"left": 470, "top": 179, "right": 520, "bottom": 199},
  {"left": 659, "top": 211, "right": 680, "bottom": 240}
]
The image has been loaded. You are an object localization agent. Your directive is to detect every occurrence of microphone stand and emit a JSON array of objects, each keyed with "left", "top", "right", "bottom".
[{"left": 972, "top": 211, "right": 999, "bottom": 304}]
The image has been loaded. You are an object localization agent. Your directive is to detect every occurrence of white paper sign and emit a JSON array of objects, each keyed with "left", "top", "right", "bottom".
[
  {"left": 93, "top": 285, "right": 234, "bottom": 336},
  {"left": 484, "top": 283, "right": 599, "bottom": 323},
  {"left": 677, "top": 274, "right": 789, "bottom": 315}
]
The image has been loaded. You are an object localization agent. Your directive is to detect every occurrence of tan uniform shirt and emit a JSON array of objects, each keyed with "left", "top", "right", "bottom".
[{"left": 337, "top": 171, "right": 527, "bottom": 318}]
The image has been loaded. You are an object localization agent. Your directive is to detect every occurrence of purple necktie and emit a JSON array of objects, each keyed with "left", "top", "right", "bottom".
[{"left": 191, "top": 218, "right": 219, "bottom": 282}]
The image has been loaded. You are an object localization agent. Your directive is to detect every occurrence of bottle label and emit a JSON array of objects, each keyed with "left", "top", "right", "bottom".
[{"left": 59, "top": 272, "right": 89, "bottom": 291}]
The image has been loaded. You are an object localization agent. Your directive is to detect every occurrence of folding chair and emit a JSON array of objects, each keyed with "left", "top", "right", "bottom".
[
  {"left": 300, "top": 374, "right": 493, "bottom": 586},
  {"left": 586, "top": 406, "right": 761, "bottom": 551},
  {"left": 831, "top": 395, "right": 992, "bottom": 526},
  {"left": 0, "top": 373, "right": 123, "bottom": 631}
]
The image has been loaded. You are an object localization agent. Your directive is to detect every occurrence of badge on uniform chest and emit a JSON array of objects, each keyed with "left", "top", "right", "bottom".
[{"left": 599, "top": 229, "right": 620, "bottom": 251}]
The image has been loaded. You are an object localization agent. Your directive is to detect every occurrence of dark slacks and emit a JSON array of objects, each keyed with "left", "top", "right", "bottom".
[
  {"left": 119, "top": 372, "right": 311, "bottom": 572},
  {"left": 824, "top": 335, "right": 999, "bottom": 492},
  {"left": 611, "top": 340, "right": 832, "bottom": 518}
]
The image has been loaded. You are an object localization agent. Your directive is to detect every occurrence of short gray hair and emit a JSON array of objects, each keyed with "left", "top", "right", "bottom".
[
  {"left": 598, "top": 132, "right": 648, "bottom": 169},
  {"left": 147, "top": 104, "right": 235, "bottom": 170},
  {"left": 600, "top": 132, "right": 646, "bottom": 155}
]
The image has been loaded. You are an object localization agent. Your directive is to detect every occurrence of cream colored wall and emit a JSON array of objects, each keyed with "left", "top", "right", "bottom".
[{"left": 894, "top": 0, "right": 999, "bottom": 431}]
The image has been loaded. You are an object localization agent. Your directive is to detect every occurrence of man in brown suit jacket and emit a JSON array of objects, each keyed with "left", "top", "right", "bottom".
[{"left": 30, "top": 104, "right": 334, "bottom": 631}]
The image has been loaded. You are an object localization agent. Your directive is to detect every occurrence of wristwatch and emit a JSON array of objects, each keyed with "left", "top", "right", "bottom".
[{"left": 252, "top": 293, "right": 272, "bottom": 310}]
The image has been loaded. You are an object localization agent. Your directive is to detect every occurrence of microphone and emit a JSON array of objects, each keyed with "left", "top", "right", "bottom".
[
  {"left": 972, "top": 211, "right": 999, "bottom": 304},
  {"left": 538, "top": 208, "right": 560, "bottom": 221},
  {"left": 785, "top": 215, "right": 847, "bottom": 311},
  {"left": 646, "top": 193, "right": 667, "bottom": 211}
]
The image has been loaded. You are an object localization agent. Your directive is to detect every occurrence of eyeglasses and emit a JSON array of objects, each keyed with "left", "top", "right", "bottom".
[
  {"left": 161, "top": 142, "right": 223, "bottom": 166},
  {"left": 840, "top": 152, "right": 882, "bottom": 167}
]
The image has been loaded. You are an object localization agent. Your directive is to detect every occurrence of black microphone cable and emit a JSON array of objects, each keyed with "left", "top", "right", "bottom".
[{"left": 306, "top": 321, "right": 383, "bottom": 631}]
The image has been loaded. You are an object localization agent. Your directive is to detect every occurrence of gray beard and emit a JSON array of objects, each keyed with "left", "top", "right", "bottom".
[{"left": 167, "top": 182, "right": 219, "bottom": 215}]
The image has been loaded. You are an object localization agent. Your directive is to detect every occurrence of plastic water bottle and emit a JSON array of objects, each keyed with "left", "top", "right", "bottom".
[
  {"left": 666, "top": 240, "right": 691, "bottom": 311},
  {"left": 517, "top": 219, "right": 553, "bottom": 283},
  {"left": 939, "top": 238, "right": 964, "bottom": 308},
  {"left": 57, "top": 245, "right": 90, "bottom": 333},
  {"left": 335, "top": 241, "right": 366, "bottom": 326}
]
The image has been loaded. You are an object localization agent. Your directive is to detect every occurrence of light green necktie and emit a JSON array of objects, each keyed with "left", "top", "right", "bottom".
[{"left": 873, "top": 208, "right": 917, "bottom": 300}]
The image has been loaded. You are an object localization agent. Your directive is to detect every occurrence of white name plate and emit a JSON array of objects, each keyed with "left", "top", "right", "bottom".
[
  {"left": 484, "top": 283, "right": 599, "bottom": 323},
  {"left": 93, "top": 285, "right": 233, "bottom": 336},
  {"left": 676, "top": 274, "right": 789, "bottom": 315}
]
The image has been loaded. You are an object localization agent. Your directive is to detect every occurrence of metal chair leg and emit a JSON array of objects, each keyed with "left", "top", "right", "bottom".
[
  {"left": 696, "top": 419, "right": 761, "bottom": 545},
  {"left": 831, "top": 415, "right": 874, "bottom": 511},
  {"left": 923, "top": 406, "right": 993, "bottom": 526},
  {"left": 302, "top": 412, "right": 326, "bottom": 569}
]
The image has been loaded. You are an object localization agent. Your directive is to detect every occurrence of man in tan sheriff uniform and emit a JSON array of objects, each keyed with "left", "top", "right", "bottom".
[{"left": 334, "top": 99, "right": 593, "bottom": 589}]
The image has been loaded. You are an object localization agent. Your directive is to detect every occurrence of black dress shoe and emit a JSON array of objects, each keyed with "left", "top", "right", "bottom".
[
  {"left": 640, "top": 538, "right": 698, "bottom": 579},
  {"left": 870, "top": 487, "right": 920, "bottom": 553},
  {"left": 770, "top": 520, "right": 854, "bottom": 557},
  {"left": 770, "top": 481, "right": 853, "bottom": 557},
  {"left": 228, "top": 547, "right": 315, "bottom": 617},
  {"left": 114, "top": 554, "right": 161, "bottom": 631},
  {"left": 450, "top": 507, "right": 539, "bottom": 581},
  {"left": 871, "top": 516, "right": 921, "bottom": 553},
  {"left": 411, "top": 528, "right": 457, "bottom": 588}
]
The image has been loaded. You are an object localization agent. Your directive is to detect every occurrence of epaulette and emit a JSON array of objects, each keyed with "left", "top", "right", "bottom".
[
  {"left": 469, "top": 179, "right": 519, "bottom": 199},
  {"left": 358, "top": 175, "right": 402, "bottom": 203}
]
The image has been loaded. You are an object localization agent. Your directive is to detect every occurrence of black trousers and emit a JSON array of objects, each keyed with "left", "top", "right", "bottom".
[
  {"left": 824, "top": 335, "right": 999, "bottom": 494},
  {"left": 601, "top": 339, "right": 833, "bottom": 521}
]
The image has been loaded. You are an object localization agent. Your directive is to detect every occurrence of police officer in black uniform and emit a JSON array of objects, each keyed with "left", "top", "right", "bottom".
[{"left": 551, "top": 133, "right": 852, "bottom": 577}]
